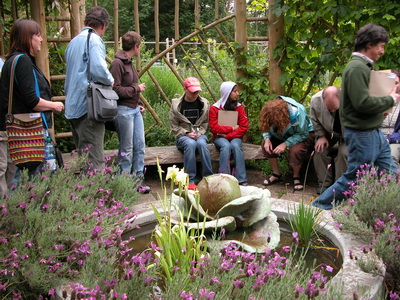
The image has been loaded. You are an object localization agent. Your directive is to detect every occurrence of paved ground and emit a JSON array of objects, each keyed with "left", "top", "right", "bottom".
[{"left": 134, "top": 165, "right": 320, "bottom": 213}]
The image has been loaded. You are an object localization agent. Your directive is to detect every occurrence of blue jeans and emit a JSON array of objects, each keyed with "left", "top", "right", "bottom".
[
  {"left": 114, "top": 106, "right": 145, "bottom": 177},
  {"left": 176, "top": 135, "right": 213, "bottom": 183},
  {"left": 214, "top": 137, "right": 247, "bottom": 183},
  {"left": 312, "top": 128, "right": 397, "bottom": 210}
]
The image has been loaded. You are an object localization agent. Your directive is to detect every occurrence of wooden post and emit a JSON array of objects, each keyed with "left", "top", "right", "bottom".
[
  {"left": 234, "top": 0, "right": 247, "bottom": 87},
  {"left": 194, "top": 0, "right": 200, "bottom": 29},
  {"left": 134, "top": 0, "right": 140, "bottom": 34},
  {"left": 133, "top": 0, "right": 140, "bottom": 70},
  {"left": 30, "top": 0, "right": 50, "bottom": 81},
  {"left": 268, "top": 0, "right": 284, "bottom": 95},
  {"left": 113, "top": 0, "right": 118, "bottom": 54},
  {"left": 59, "top": 7, "right": 71, "bottom": 38},
  {"left": 70, "top": 0, "right": 85, "bottom": 38},
  {"left": 30, "top": 0, "right": 56, "bottom": 139},
  {"left": 174, "top": 0, "right": 179, "bottom": 41},
  {"left": 154, "top": 0, "right": 159, "bottom": 54},
  {"left": 11, "top": 0, "right": 18, "bottom": 20},
  {"left": 215, "top": 0, "right": 219, "bottom": 20},
  {"left": 0, "top": 19, "right": 4, "bottom": 56}
]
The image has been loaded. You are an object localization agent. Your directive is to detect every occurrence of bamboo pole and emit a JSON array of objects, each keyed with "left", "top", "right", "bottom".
[
  {"left": 174, "top": 0, "right": 179, "bottom": 41},
  {"left": 139, "top": 14, "right": 235, "bottom": 77},
  {"left": 48, "top": 37, "right": 71, "bottom": 42},
  {"left": 113, "top": 0, "right": 118, "bottom": 54},
  {"left": 154, "top": 0, "right": 160, "bottom": 54},
  {"left": 147, "top": 70, "right": 172, "bottom": 106},
  {"left": 197, "top": 34, "right": 226, "bottom": 82},
  {"left": 268, "top": 0, "right": 284, "bottom": 96},
  {"left": 140, "top": 94, "right": 165, "bottom": 127},
  {"left": 215, "top": 0, "right": 219, "bottom": 20},
  {"left": 179, "top": 44, "right": 217, "bottom": 102},
  {"left": 234, "top": 0, "right": 247, "bottom": 86},
  {"left": 161, "top": 56, "right": 184, "bottom": 83},
  {"left": 214, "top": 26, "right": 234, "bottom": 54}
]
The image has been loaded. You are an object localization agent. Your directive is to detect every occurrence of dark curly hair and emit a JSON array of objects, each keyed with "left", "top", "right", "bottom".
[
  {"left": 84, "top": 6, "right": 110, "bottom": 28},
  {"left": 259, "top": 98, "right": 289, "bottom": 135}
]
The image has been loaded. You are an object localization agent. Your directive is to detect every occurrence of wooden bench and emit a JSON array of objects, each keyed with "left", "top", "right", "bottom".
[{"left": 62, "top": 143, "right": 265, "bottom": 166}]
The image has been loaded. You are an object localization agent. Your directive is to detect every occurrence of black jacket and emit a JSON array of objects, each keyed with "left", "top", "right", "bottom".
[{"left": 0, "top": 52, "right": 52, "bottom": 131}]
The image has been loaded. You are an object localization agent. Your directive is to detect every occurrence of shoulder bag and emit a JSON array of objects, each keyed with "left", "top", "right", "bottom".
[
  {"left": 86, "top": 29, "right": 118, "bottom": 122},
  {"left": 6, "top": 54, "right": 45, "bottom": 171}
]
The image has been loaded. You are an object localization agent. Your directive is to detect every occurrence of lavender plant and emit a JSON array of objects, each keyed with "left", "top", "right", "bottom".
[
  {"left": 0, "top": 157, "right": 159, "bottom": 298},
  {"left": 333, "top": 165, "right": 400, "bottom": 298},
  {"left": 161, "top": 242, "right": 343, "bottom": 299}
]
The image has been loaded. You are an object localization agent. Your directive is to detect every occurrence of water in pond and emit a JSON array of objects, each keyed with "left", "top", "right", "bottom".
[{"left": 128, "top": 220, "right": 343, "bottom": 277}]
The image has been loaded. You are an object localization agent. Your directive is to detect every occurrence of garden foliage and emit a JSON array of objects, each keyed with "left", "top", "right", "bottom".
[{"left": 333, "top": 166, "right": 400, "bottom": 296}]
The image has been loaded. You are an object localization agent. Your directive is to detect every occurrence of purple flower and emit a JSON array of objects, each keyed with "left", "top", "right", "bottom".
[
  {"left": 144, "top": 276, "right": 153, "bottom": 287},
  {"left": 91, "top": 225, "right": 103, "bottom": 239},
  {"left": 389, "top": 291, "right": 399, "bottom": 300},
  {"left": 199, "top": 289, "right": 215, "bottom": 299},
  {"left": 325, "top": 265, "right": 333, "bottom": 273},
  {"left": 180, "top": 291, "right": 194, "bottom": 300},
  {"left": 17, "top": 202, "right": 27, "bottom": 213},
  {"left": 209, "top": 276, "right": 221, "bottom": 286},
  {"left": 24, "top": 240, "right": 34, "bottom": 248},
  {"left": 41, "top": 204, "right": 50, "bottom": 212},
  {"left": 233, "top": 279, "right": 245, "bottom": 289}
]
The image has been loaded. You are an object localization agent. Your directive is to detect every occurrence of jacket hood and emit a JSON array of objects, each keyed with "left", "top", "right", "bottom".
[
  {"left": 213, "top": 81, "right": 237, "bottom": 108},
  {"left": 115, "top": 50, "right": 132, "bottom": 64}
]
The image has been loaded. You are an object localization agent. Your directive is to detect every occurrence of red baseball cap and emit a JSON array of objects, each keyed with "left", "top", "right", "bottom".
[{"left": 183, "top": 77, "right": 202, "bottom": 93}]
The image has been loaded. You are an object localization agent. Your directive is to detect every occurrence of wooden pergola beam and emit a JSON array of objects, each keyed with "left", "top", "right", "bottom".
[{"left": 268, "top": 0, "right": 284, "bottom": 96}]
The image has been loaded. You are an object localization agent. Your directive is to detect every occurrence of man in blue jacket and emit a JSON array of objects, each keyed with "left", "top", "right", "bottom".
[{"left": 64, "top": 6, "right": 114, "bottom": 169}]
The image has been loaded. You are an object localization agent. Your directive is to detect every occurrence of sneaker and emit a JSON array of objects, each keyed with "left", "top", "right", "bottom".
[
  {"left": 187, "top": 183, "right": 197, "bottom": 190},
  {"left": 137, "top": 184, "right": 151, "bottom": 194},
  {"left": 239, "top": 182, "right": 248, "bottom": 186}
]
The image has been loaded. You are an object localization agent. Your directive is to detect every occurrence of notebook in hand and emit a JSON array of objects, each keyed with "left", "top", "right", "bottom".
[
  {"left": 369, "top": 70, "right": 396, "bottom": 97},
  {"left": 218, "top": 110, "right": 238, "bottom": 127}
]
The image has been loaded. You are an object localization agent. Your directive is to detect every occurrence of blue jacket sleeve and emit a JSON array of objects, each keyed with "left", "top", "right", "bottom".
[
  {"left": 89, "top": 36, "right": 114, "bottom": 85},
  {"left": 284, "top": 109, "right": 312, "bottom": 147}
]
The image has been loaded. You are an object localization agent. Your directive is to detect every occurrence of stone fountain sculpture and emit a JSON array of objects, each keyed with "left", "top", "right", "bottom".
[{"left": 171, "top": 174, "right": 280, "bottom": 253}]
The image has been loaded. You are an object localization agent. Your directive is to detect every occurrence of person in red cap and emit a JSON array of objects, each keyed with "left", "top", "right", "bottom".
[{"left": 169, "top": 77, "right": 213, "bottom": 190}]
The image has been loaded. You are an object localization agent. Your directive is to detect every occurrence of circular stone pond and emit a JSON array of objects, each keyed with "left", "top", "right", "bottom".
[{"left": 123, "top": 192, "right": 386, "bottom": 299}]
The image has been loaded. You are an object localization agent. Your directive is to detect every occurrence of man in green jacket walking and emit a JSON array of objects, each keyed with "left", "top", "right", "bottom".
[{"left": 312, "top": 23, "right": 400, "bottom": 210}]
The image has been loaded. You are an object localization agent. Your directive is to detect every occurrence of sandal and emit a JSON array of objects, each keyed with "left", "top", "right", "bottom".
[
  {"left": 263, "top": 173, "right": 282, "bottom": 186},
  {"left": 293, "top": 177, "right": 304, "bottom": 191}
]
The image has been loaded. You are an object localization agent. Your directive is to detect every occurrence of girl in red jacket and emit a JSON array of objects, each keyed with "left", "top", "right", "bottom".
[{"left": 209, "top": 81, "right": 249, "bottom": 185}]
